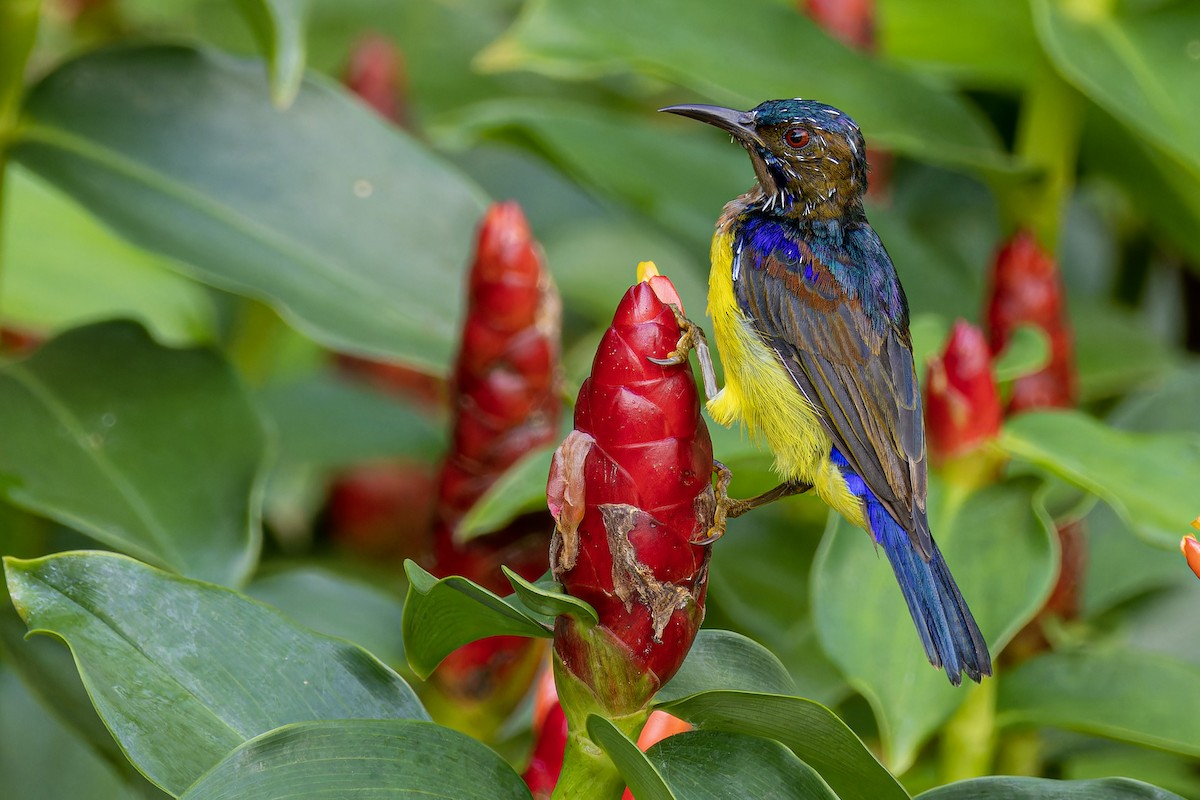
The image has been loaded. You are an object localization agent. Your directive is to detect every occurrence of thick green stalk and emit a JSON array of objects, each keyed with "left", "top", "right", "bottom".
[
  {"left": 939, "top": 674, "right": 997, "bottom": 782},
  {"left": 0, "top": 0, "right": 41, "bottom": 291},
  {"left": 1005, "top": 61, "right": 1084, "bottom": 254},
  {"left": 551, "top": 653, "right": 649, "bottom": 800}
]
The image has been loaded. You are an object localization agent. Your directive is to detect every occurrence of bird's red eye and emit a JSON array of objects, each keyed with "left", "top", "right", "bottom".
[{"left": 784, "top": 127, "right": 810, "bottom": 148}]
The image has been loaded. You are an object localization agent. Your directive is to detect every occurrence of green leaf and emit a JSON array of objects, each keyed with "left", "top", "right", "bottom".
[
  {"left": 655, "top": 629, "right": 795, "bottom": 704},
  {"left": 997, "top": 650, "right": 1200, "bottom": 759},
  {"left": 992, "top": 324, "right": 1051, "bottom": 383},
  {"left": 256, "top": 372, "right": 445, "bottom": 468},
  {"left": 879, "top": 0, "right": 1039, "bottom": 86},
  {"left": 480, "top": 0, "right": 1009, "bottom": 172},
  {"left": 401, "top": 560, "right": 551, "bottom": 679},
  {"left": 1000, "top": 410, "right": 1200, "bottom": 548},
  {"left": 1, "top": 164, "right": 215, "bottom": 345},
  {"left": 232, "top": 0, "right": 309, "bottom": 108},
  {"left": 0, "top": 666, "right": 151, "bottom": 800},
  {"left": 587, "top": 715, "right": 676, "bottom": 800},
  {"left": 812, "top": 477, "right": 1058, "bottom": 772},
  {"left": 458, "top": 444, "right": 555, "bottom": 542},
  {"left": 246, "top": 566, "right": 407, "bottom": 669},
  {"left": 658, "top": 691, "right": 907, "bottom": 800},
  {"left": 3, "top": 551, "right": 428, "bottom": 796},
  {"left": 13, "top": 45, "right": 487, "bottom": 373},
  {"left": 502, "top": 567, "right": 597, "bottom": 625},
  {"left": 919, "top": 777, "right": 1184, "bottom": 800},
  {"left": 0, "top": 321, "right": 265, "bottom": 586},
  {"left": 179, "top": 719, "right": 531, "bottom": 800},
  {"left": 1071, "top": 302, "right": 1175, "bottom": 402},
  {"left": 1033, "top": 0, "right": 1200, "bottom": 179},
  {"left": 645, "top": 730, "right": 840, "bottom": 800}
]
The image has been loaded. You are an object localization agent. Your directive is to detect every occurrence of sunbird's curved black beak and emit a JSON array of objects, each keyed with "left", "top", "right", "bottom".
[{"left": 659, "top": 104, "right": 762, "bottom": 147}]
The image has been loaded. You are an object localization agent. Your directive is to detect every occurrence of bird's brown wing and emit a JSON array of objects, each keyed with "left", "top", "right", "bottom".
[{"left": 733, "top": 234, "right": 932, "bottom": 557}]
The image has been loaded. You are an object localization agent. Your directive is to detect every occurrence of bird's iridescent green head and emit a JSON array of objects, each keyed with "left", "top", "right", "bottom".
[{"left": 661, "top": 99, "right": 868, "bottom": 218}]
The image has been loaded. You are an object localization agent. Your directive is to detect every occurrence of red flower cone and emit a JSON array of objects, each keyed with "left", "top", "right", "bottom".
[
  {"left": 924, "top": 320, "right": 1002, "bottom": 476},
  {"left": 427, "top": 202, "right": 562, "bottom": 721},
  {"left": 343, "top": 32, "right": 408, "bottom": 127}
]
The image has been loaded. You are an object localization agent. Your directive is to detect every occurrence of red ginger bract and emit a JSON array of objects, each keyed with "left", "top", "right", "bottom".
[
  {"left": 985, "top": 229, "right": 1077, "bottom": 412},
  {"left": 430, "top": 201, "right": 562, "bottom": 702},
  {"left": 925, "top": 319, "right": 1002, "bottom": 465},
  {"left": 547, "top": 277, "right": 714, "bottom": 715}
]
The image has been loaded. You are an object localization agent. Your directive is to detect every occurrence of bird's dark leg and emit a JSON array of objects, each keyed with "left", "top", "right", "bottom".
[
  {"left": 696, "top": 460, "right": 812, "bottom": 544},
  {"left": 648, "top": 304, "right": 719, "bottom": 402}
]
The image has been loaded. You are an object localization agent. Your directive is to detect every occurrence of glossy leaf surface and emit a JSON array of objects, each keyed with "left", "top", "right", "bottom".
[
  {"left": 0, "top": 321, "right": 264, "bottom": 585},
  {"left": 13, "top": 45, "right": 486, "bottom": 372},
  {"left": 919, "top": 777, "right": 1184, "bottom": 800},
  {"left": 4, "top": 552, "right": 427, "bottom": 796},
  {"left": 179, "top": 719, "right": 531, "bottom": 800}
]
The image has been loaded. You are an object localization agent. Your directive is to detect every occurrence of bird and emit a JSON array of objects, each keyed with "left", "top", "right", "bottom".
[{"left": 659, "top": 98, "right": 991, "bottom": 685}]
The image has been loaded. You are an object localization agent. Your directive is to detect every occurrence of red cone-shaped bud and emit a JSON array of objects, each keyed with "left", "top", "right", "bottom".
[
  {"left": 1184, "top": 531, "right": 1200, "bottom": 581},
  {"left": 801, "top": 0, "right": 875, "bottom": 50},
  {"left": 428, "top": 201, "right": 562, "bottom": 709},
  {"left": 343, "top": 33, "right": 408, "bottom": 126},
  {"left": 924, "top": 320, "right": 1002, "bottom": 465},
  {"left": 547, "top": 268, "right": 714, "bottom": 717},
  {"left": 985, "top": 230, "right": 1077, "bottom": 412}
]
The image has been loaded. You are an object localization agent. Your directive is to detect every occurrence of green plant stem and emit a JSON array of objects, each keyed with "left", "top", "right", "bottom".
[
  {"left": 996, "top": 727, "right": 1042, "bottom": 777},
  {"left": 939, "top": 674, "right": 997, "bottom": 783},
  {"left": 1005, "top": 61, "right": 1084, "bottom": 253},
  {"left": 0, "top": 0, "right": 41, "bottom": 291}
]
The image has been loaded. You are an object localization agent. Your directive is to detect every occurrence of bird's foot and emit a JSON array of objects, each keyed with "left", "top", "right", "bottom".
[
  {"left": 694, "top": 462, "right": 813, "bottom": 545},
  {"left": 648, "top": 304, "right": 719, "bottom": 401}
]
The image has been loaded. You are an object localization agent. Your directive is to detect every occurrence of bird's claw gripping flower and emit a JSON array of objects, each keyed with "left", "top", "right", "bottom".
[{"left": 546, "top": 265, "right": 716, "bottom": 717}]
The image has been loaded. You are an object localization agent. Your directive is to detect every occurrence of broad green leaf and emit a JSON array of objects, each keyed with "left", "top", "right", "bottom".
[
  {"left": 992, "top": 324, "right": 1051, "bottom": 383},
  {"left": 998, "top": 651, "right": 1200, "bottom": 758},
  {"left": 656, "top": 629, "right": 795, "bottom": 704},
  {"left": 458, "top": 444, "right": 556, "bottom": 542},
  {"left": 919, "top": 777, "right": 1184, "bottom": 800},
  {"left": 0, "top": 666, "right": 153, "bottom": 800},
  {"left": 587, "top": 716, "right": 676, "bottom": 800},
  {"left": 255, "top": 372, "right": 445, "bottom": 468},
  {"left": 1, "top": 165, "right": 214, "bottom": 345},
  {"left": 0, "top": 321, "right": 264, "bottom": 585},
  {"left": 179, "top": 719, "right": 531, "bottom": 800},
  {"left": 1063, "top": 744, "right": 1200, "bottom": 800},
  {"left": 502, "top": 567, "right": 598, "bottom": 625},
  {"left": 4, "top": 552, "right": 428, "bottom": 796},
  {"left": 246, "top": 566, "right": 406, "bottom": 669},
  {"left": 1000, "top": 410, "right": 1200, "bottom": 548},
  {"left": 658, "top": 691, "right": 907, "bottom": 800},
  {"left": 1033, "top": 0, "right": 1200, "bottom": 178},
  {"left": 1109, "top": 362, "right": 1200, "bottom": 436},
  {"left": 480, "top": 0, "right": 1009, "bottom": 172},
  {"left": 812, "top": 477, "right": 1058, "bottom": 772},
  {"left": 645, "top": 730, "right": 840, "bottom": 800},
  {"left": 402, "top": 560, "right": 551, "bottom": 679},
  {"left": 1071, "top": 302, "right": 1175, "bottom": 402},
  {"left": 1082, "top": 502, "right": 1182, "bottom": 618},
  {"left": 232, "top": 0, "right": 309, "bottom": 108},
  {"left": 879, "top": 0, "right": 1039, "bottom": 86},
  {"left": 13, "top": 45, "right": 487, "bottom": 373}
]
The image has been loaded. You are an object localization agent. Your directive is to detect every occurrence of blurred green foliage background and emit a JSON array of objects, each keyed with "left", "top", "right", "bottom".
[{"left": 1, "top": 0, "right": 1199, "bottom": 797}]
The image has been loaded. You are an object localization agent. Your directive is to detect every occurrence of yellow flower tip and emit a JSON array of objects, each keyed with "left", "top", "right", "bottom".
[
  {"left": 636, "top": 261, "right": 660, "bottom": 282},
  {"left": 1191, "top": 515, "right": 1200, "bottom": 531}
]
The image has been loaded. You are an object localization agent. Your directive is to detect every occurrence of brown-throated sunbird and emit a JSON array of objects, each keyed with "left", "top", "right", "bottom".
[{"left": 660, "top": 99, "right": 991, "bottom": 685}]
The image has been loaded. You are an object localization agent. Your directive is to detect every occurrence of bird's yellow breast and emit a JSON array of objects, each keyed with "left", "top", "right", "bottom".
[{"left": 706, "top": 227, "right": 865, "bottom": 528}]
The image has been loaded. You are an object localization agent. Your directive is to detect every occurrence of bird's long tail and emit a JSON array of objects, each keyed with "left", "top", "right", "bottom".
[{"left": 831, "top": 450, "right": 991, "bottom": 685}]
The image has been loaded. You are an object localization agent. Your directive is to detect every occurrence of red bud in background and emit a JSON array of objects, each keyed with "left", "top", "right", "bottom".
[
  {"left": 548, "top": 269, "right": 714, "bottom": 718},
  {"left": 985, "top": 229, "right": 1077, "bottom": 413},
  {"left": 343, "top": 33, "right": 408, "bottom": 127},
  {"left": 326, "top": 461, "right": 436, "bottom": 558},
  {"left": 428, "top": 202, "right": 562, "bottom": 714},
  {"left": 524, "top": 700, "right": 568, "bottom": 799},
  {"left": 924, "top": 320, "right": 1002, "bottom": 466}
]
